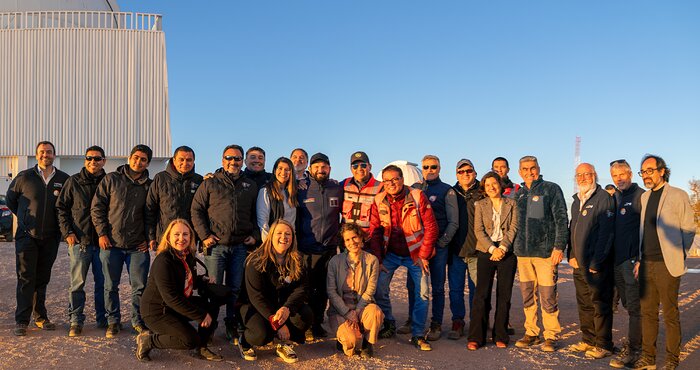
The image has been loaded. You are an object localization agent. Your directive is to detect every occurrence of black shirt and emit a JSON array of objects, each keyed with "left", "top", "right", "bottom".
[{"left": 642, "top": 185, "right": 664, "bottom": 261}]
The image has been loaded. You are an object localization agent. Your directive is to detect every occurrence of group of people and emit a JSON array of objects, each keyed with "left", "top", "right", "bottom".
[{"left": 5, "top": 140, "right": 696, "bottom": 369}]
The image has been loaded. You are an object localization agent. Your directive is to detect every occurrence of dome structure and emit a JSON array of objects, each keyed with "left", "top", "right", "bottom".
[{"left": 0, "top": 0, "right": 119, "bottom": 12}]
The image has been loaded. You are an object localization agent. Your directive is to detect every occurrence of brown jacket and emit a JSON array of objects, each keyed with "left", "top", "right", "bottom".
[{"left": 326, "top": 250, "right": 379, "bottom": 317}]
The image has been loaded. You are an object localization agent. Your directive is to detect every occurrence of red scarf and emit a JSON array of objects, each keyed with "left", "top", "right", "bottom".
[{"left": 176, "top": 250, "right": 193, "bottom": 298}]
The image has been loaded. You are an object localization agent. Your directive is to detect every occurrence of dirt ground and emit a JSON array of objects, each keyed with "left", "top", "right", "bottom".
[{"left": 1, "top": 242, "right": 699, "bottom": 369}]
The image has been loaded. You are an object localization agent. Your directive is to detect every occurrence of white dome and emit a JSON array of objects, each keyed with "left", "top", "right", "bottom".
[{"left": 0, "top": 0, "right": 119, "bottom": 12}]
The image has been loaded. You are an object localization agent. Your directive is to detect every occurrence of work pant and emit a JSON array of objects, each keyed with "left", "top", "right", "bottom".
[
  {"left": 329, "top": 303, "right": 384, "bottom": 347},
  {"left": 517, "top": 256, "right": 561, "bottom": 340},
  {"left": 14, "top": 232, "right": 60, "bottom": 324},
  {"left": 639, "top": 260, "right": 681, "bottom": 365},
  {"left": 144, "top": 296, "right": 221, "bottom": 350},
  {"left": 572, "top": 265, "right": 614, "bottom": 350},
  {"left": 239, "top": 303, "right": 312, "bottom": 346}
]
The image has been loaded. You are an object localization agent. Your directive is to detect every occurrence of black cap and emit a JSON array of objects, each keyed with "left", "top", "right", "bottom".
[
  {"left": 310, "top": 152, "right": 330, "bottom": 165},
  {"left": 350, "top": 151, "right": 369, "bottom": 164}
]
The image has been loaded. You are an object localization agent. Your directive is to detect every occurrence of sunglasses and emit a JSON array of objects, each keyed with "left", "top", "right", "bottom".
[
  {"left": 609, "top": 159, "right": 629, "bottom": 167},
  {"left": 223, "top": 155, "right": 243, "bottom": 161},
  {"left": 85, "top": 156, "right": 104, "bottom": 162},
  {"left": 457, "top": 168, "right": 474, "bottom": 175},
  {"left": 351, "top": 162, "right": 368, "bottom": 170},
  {"left": 423, "top": 165, "right": 438, "bottom": 170}
]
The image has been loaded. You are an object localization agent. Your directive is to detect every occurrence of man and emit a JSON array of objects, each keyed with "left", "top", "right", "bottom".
[
  {"left": 243, "top": 146, "right": 272, "bottom": 189},
  {"left": 370, "top": 165, "right": 438, "bottom": 351},
  {"left": 568, "top": 163, "right": 616, "bottom": 360},
  {"left": 632, "top": 155, "right": 695, "bottom": 370},
  {"left": 513, "top": 155, "right": 569, "bottom": 352},
  {"left": 6, "top": 141, "right": 69, "bottom": 336},
  {"left": 92, "top": 144, "right": 153, "bottom": 338},
  {"left": 56, "top": 145, "right": 108, "bottom": 337},
  {"left": 605, "top": 184, "right": 618, "bottom": 197},
  {"left": 296, "top": 152, "right": 343, "bottom": 338},
  {"left": 191, "top": 144, "right": 260, "bottom": 341},
  {"left": 146, "top": 146, "right": 203, "bottom": 248},
  {"left": 401, "top": 155, "right": 457, "bottom": 341},
  {"left": 340, "top": 151, "right": 383, "bottom": 236},
  {"left": 608, "top": 159, "right": 644, "bottom": 368},
  {"left": 446, "top": 159, "right": 482, "bottom": 340},
  {"left": 492, "top": 157, "right": 520, "bottom": 198},
  {"left": 290, "top": 148, "right": 309, "bottom": 180}
]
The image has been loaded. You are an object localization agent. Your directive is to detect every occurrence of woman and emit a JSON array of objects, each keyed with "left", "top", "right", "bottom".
[
  {"left": 257, "top": 157, "right": 298, "bottom": 240},
  {"left": 467, "top": 172, "right": 519, "bottom": 350},
  {"left": 327, "top": 223, "right": 384, "bottom": 359},
  {"left": 238, "top": 220, "right": 312, "bottom": 363},
  {"left": 137, "top": 219, "right": 224, "bottom": 362}
]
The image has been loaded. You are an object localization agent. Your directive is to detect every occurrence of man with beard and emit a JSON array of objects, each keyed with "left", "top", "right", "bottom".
[
  {"left": 568, "top": 163, "right": 616, "bottom": 360},
  {"left": 56, "top": 145, "right": 108, "bottom": 336},
  {"left": 7, "top": 141, "right": 69, "bottom": 336},
  {"left": 296, "top": 152, "right": 343, "bottom": 339},
  {"left": 243, "top": 146, "right": 272, "bottom": 189},
  {"left": 290, "top": 148, "right": 309, "bottom": 181},
  {"left": 491, "top": 157, "right": 520, "bottom": 198}
]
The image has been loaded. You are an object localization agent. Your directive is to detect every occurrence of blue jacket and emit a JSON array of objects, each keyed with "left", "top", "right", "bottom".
[
  {"left": 613, "top": 183, "right": 644, "bottom": 266},
  {"left": 568, "top": 184, "right": 616, "bottom": 271},
  {"left": 513, "top": 176, "right": 569, "bottom": 258},
  {"left": 296, "top": 176, "right": 343, "bottom": 254}
]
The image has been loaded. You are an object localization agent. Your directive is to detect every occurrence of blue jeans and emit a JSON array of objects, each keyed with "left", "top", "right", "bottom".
[
  {"left": 447, "top": 253, "right": 477, "bottom": 321},
  {"left": 406, "top": 245, "right": 449, "bottom": 324},
  {"left": 204, "top": 244, "right": 247, "bottom": 321},
  {"left": 100, "top": 248, "right": 150, "bottom": 327},
  {"left": 375, "top": 252, "right": 430, "bottom": 337},
  {"left": 68, "top": 244, "right": 106, "bottom": 325}
]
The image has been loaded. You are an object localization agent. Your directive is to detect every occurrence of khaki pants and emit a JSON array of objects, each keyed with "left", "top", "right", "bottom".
[
  {"left": 517, "top": 257, "right": 561, "bottom": 340},
  {"left": 330, "top": 303, "right": 384, "bottom": 355}
]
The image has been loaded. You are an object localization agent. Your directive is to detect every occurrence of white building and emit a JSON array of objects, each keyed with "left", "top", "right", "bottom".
[{"left": 0, "top": 0, "right": 171, "bottom": 194}]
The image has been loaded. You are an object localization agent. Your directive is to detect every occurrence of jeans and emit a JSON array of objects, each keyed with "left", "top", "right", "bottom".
[
  {"left": 406, "top": 245, "right": 449, "bottom": 324},
  {"left": 100, "top": 248, "right": 150, "bottom": 327},
  {"left": 447, "top": 253, "right": 478, "bottom": 321},
  {"left": 640, "top": 260, "right": 681, "bottom": 364},
  {"left": 573, "top": 265, "right": 614, "bottom": 350},
  {"left": 204, "top": 244, "right": 248, "bottom": 321},
  {"left": 375, "top": 252, "right": 430, "bottom": 337},
  {"left": 68, "top": 244, "right": 106, "bottom": 325},
  {"left": 14, "top": 232, "right": 61, "bottom": 324},
  {"left": 614, "top": 259, "right": 641, "bottom": 351}
]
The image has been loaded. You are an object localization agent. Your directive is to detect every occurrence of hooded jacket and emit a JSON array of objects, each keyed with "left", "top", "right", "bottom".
[
  {"left": 56, "top": 167, "right": 106, "bottom": 246},
  {"left": 568, "top": 184, "right": 616, "bottom": 271}
]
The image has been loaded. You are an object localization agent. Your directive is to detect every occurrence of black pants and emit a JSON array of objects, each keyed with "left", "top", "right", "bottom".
[
  {"left": 639, "top": 260, "right": 681, "bottom": 364},
  {"left": 302, "top": 250, "right": 336, "bottom": 327},
  {"left": 573, "top": 265, "right": 614, "bottom": 350},
  {"left": 240, "top": 303, "right": 312, "bottom": 346},
  {"left": 468, "top": 251, "right": 517, "bottom": 345},
  {"left": 143, "top": 296, "right": 221, "bottom": 350},
  {"left": 15, "top": 232, "right": 60, "bottom": 324}
]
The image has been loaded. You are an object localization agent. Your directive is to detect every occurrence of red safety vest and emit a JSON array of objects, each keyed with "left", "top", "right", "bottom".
[
  {"left": 342, "top": 176, "right": 383, "bottom": 230},
  {"left": 374, "top": 188, "right": 430, "bottom": 261}
]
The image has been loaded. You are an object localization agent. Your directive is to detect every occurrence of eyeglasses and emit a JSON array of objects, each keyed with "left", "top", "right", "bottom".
[
  {"left": 575, "top": 172, "right": 595, "bottom": 179},
  {"left": 223, "top": 155, "right": 243, "bottom": 161},
  {"left": 423, "top": 165, "right": 438, "bottom": 170},
  {"left": 609, "top": 159, "right": 629, "bottom": 167},
  {"left": 457, "top": 169, "right": 474, "bottom": 175},
  {"left": 638, "top": 168, "right": 659, "bottom": 177},
  {"left": 85, "top": 156, "right": 104, "bottom": 162},
  {"left": 383, "top": 177, "right": 402, "bottom": 184},
  {"left": 351, "top": 162, "right": 368, "bottom": 170}
]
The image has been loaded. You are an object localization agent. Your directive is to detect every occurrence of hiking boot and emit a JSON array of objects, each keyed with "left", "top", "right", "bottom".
[
  {"left": 193, "top": 347, "right": 223, "bottom": 361},
  {"left": 514, "top": 334, "right": 542, "bottom": 348},
  {"left": 14, "top": 323, "right": 27, "bottom": 336},
  {"left": 135, "top": 331, "right": 153, "bottom": 362},
  {"left": 541, "top": 339, "right": 557, "bottom": 352},
  {"left": 410, "top": 336, "right": 432, "bottom": 351},
  {"left": 35, "top": 318, "right": 56, "bottom": 330},
  {"left": 571, "top": 341, "right": 595, "bottom": 352},
  {"left": 467, "top": 341, "right": 479, "bottom": 351},
  {"left": 426, "top": 322, "right": 442, "bottom": 341},
  {"left": 68, "top": 324, "right": 83, "bottom": 337},
  {"left": 379, "top": 319, "right": 396, "bottom": 339},
  {"left": 239, "top": 341, "right": 257, "bottom": 361},
  {"left": 106, "top": 323, "right": 120, "bottom": 338},
  {"left": 610, "top": 346, "right": 638, "bottom": 368},
  {"left": 132, "top": 324, "right": 148, "bottom": 335},
  {"left": 276, "top": 343, "right": 299, "bottom": 363},
  {"left": 96, "top": 320, "right": 108, "bottom": 329},
  {"left": 397, "top": 319, "right": 412, "bottom": 335},
  {"left": 447, "top": 319, "right": 465, "bottom": 340},
  {"left": 586, "top": 346, "right": 612, "bottom": 359},
  {"left": 631, "top": 355, "right": 657, "bottom": 370},
  {"left": 661, "top": 361, "right": 678, "bottom": 370}
]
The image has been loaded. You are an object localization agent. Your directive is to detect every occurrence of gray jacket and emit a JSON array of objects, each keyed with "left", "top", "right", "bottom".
[
  {"left": 474, "top": 197, "right": 518, "bottom": 253},
  {"left": 326, "top": 250, "right": 379, "bottom": 317}
]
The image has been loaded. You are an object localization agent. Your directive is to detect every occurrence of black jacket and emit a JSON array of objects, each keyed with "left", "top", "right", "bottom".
[
  {"left": 613, "top": 183, "right": 644, "bottom": 265},
  {"left": 243, "top": 259, "right": 309, "bottom": 318},
  {"left": 569, "top": 184, "right": 616, "bottom": 271},
  {"left": 91, "top": 165, "right": 152, "bottom": 249},
  {"left": 141, "top": 249, "right": 207, "bottom": 322},
  {"left": 243, "top": 168, "right": 272, "bottom": 190},
  {"left": 190, "top": 170, "right": 260, "bottom": 246},
  {"left": 56, "top": 167, "right": 106, "bottom": 246},
  {"left": 146, "top": 162, "right": 203, "bottom": 242},
  {"left": 6, "top": 165, "right": 69, "bottom": 240},
  {"left": 450, "top": 181, "right": 483, "bottom": 258}
]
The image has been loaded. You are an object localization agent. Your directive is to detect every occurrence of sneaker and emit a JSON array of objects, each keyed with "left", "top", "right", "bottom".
[
  {"left": 447, "top": 319, "right": 465, "bottom": 340},
  {"left": 96, "top": 320, "right": 108, "bottom": 329},
  {"left": 132, "top": 324, "right": 147, "bottom": 335},
  {"left": 410, "top": 336, "right": 432, "bottom": 351},
  {"left": 239, "top": 341, "right": 257, "bottom": 361},
  {"left": 631, "top": 356, "right": 657, "bottom": 370},
  {"left": 610, "top": 347, "right": 638, "bottom": 368},
  {"left": 135, "top": 331, "right": 152, "bottom": 362},
  {"left": 426, "top": 322, "right": 442, "bottom": 341},
  {"left": 541, "top": 339, "right": 557, "bottom": 352},
  {"left": 305, "top": 329, "right": 316, "bottom": 342},
  {"left": 193, "top": 347, "right": 223, "bottom": 362},
  {"left": 496, "top": 341, "right": 507, "bottom": 348},
  {"left": 467, "top": 341, "right": 479, "bottom": 351},
  {"left": 106, "top": 323, "right": 120, "bottom": 338},
  {"left": 35, "top": 318, "right": 56, "bottom": 330},
  {"left": 571, "top": 341, "right": 595, "bottom": 352},
  {"left": 586, "top": 346, "right": 612, "bottom": 359},
  {"left": 397, "top": 319, "right": 412, "bottom": 335},
  {"left": 276, "top": 343, "right": 299, "bottom": 364},
  {"left": 661, "top": 362, "right": 678, "bottom": 370},
  {"left": 14, "top": 323, "right": 28, "bottom": 336},
  {"left": 379, "top": 320, "right": 396, "bottom": 339},
  {"left": 312, "top": 324, "right": 328, "bottom": 338},
  {"left": 514, "top": 334, "right": 542, "bottom": 348},
  {"left": 68, "top": 324, "right": 83, "bottom": 337}
]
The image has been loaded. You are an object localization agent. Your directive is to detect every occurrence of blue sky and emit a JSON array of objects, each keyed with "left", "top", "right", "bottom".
[{"left": 122, "top": 0, "right": 699, "bottom": 198}]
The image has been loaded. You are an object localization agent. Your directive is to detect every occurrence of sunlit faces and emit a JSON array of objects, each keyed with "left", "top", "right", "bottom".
[
  {"left": 342, "top": 229, "right": 363, "bottom": 255},
  {"left": 422, "top": 159, "right": 440, "bottom": 181},
  {"left": 245, "top": 150, "right": 266, "bottom": 172},
  {"left": 382, "top": 170, "right": 404, "bottom": 196},
  {"left": 275, "top": 161, "right": 292, "bottom": 184},
  {"left": 222, "top": 148, "right": 243, "bottom": 175},
  {"left": 84, "top": 150, "right": 106, "bottom": 175},
  {"left": 640, "top": 157, "right": 664, "bottom": 190},
  {"left": 519, "top": 160, "right": 540, "bottom": 187},
  {"left": 129, "top": 151, "right": 150, "bottom": 173},
  {"left": 272, "top": 222, "right": 293, "bottom": 255},
  {"left": 351, "top": 161, "right": 371, "bottom": 183},
  {"left": 168, "top": 222, "right": 191, "bottom": 252},
  {"left": 35, "top": 143, "right": 56, "bottom": 168},
  {"left": 290, "top": 150, "right": 308, "bottom": 173},
  {"left": 483, "top": 176, "right": 503, "bottom": 199},
  {"left": 492, "top": 159, "right": 509, "bottom": 179},
  {"left": 310, "top": 161, "right": 330, "bottom": 182},
  {"left": 610, "top": 167, "right": 632, "bottom": 191},
  {"left": 456, "top": 164, "right": 476, "bottom": 188},
  {"left": 575, "top": 163, "right": 596, "bottom": 194},
  {"left": 173, "top": 150, "right": 195, "bottom": 175}
]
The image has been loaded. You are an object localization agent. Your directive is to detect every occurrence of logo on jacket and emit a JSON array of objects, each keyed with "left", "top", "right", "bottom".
[
  {"left": 582, "top": 210, "right": 588, "bottom": 216},
  {"left": 429, "top": 195, "right": 437, "bottom": 202},
  {"left": 620, "top": 208, "right": 627, "bottom": 215},
  {"left": 606, "top": 210, "right": 614, "bottom": 218},
  {"left": 330, "top": 197, "right": 339, "bottom": 208},
  {"left": 532, "top": 196, "right": 539, "bottom": 202}
]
